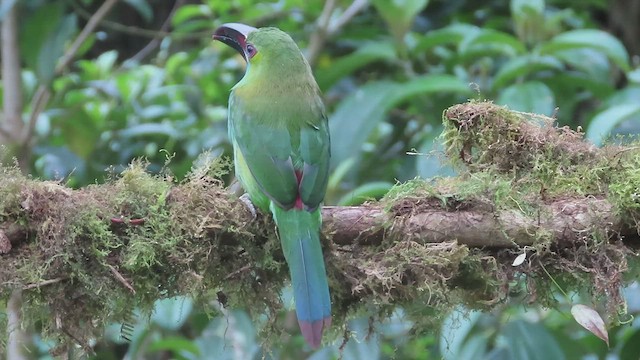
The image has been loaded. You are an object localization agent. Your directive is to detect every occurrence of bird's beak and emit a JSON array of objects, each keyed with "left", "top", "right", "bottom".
[{"left": 213, "top": 23, "right": 257, "bottom": 62}]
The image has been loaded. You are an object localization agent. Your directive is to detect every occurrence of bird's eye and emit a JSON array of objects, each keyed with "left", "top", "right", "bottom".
[{"left": 246, "top": 44, "right": 257, "bottom": 59}]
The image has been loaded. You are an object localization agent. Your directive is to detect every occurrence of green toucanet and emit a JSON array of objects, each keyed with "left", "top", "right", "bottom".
[{"left": 213, "top": 23, "right": 331, "bottom": 348}]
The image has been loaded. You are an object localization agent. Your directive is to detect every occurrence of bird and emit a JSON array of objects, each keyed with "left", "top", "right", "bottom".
[{"left": 213, "top": 23, "right": 331, "bottom": 348}]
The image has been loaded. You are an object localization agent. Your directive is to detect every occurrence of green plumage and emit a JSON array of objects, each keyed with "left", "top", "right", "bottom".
[{"left": 221, "top": 26, "right": 331, "bottom": 348}]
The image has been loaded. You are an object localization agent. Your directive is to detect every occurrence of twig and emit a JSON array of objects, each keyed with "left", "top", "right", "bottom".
[
  {"left": 107, "top": 264, "right": 136, "bottom": 294},
  {"left": 306, "top": 0, "right": 336, "bottom": 67},
  {"left": 70, "top": 0, "right": 209, "bottom": 40},
  {"left": 330, "top": 0, "right": 369, "bottom": 33},
  {"left": 22, "top": 277, "right": 67, "bottom": 290},
  {"left": 224, "top": 264, "right": 251, "bottom": 280},
  {"left": 306, "top": 0, "right": 369, "bottom": 67},
  {"left": 21, "top": 86, "right": 51, "bottom": 145},
  {"left": 1, "top": 0, "right": 26, "bottom": 168},
  {"left": 129, "top": 0, "right": 185, "bottom": 63},
  {"left": 7, "top": 289, "right": 27, "bottom": 360},
  {"left": 56, "top": 0, "right": 120, "bottom": 73}
]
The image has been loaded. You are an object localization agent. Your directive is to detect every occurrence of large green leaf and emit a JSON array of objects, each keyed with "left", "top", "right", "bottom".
[
  {"left": 61, "top": 108, "right": 102, "bottom": 159},
  {"left": 151, "top": 296, "right": 193, "bottom": 330},
  {"left": 172, "top": 4, "right": 212, "bottom": 27},
  {"left": 316, "top": 41, "right": 396, "bottom": 90},
  {"left": 586, "top": 104, "right": 640, "bottom": 146},
  {"left": 415, "top": 24, "right": 480, "bottom": 54},
  {"left": 510, "top": 0, "right": 545, "bottom": 15},
  {"left": 458, "top": 30, "right": 526, "bottom": 61},
  {"left": 628, "top": 68, "right": 640, "bottom": 84},
  {"left": 497, "top": 81, "right": 555, "bottom": 115},
  {"left": 538, "top": 29, "right": 631, "bottom": 72},
  {"left": 620, "top": 328, "right": 640, "bottom": 360},
  {"left": 147, "top": 336, "right": 200, "bottom": 358},
  {"left": 510, "top": 0, "right": 546, "bottom": 45},
  {"left": 440, "top": 310, "right": 484, "bottom": 360},
  {"left": 550, "top": 48, "right": 612, "bottom": 83},
  {"left": 492, "top": 55, "right": 563, "bottom": 89},
  {"left": 329, "top": 75, "right": 470, "bottom": 168},
  {"left": 37, "top": 14, "right": 78, "bottom": 83},
  {"left": 502, "top": 320, "right": 566, "bottom": 360},
  {"left": 415, "top": 129, "right": 455, "bottom": 179},
  {"left": 19, "top": 2, "right": 65, "bottom": 75},
  {"left": 124, "top": 0, "right": 153, "bottom": 22}
]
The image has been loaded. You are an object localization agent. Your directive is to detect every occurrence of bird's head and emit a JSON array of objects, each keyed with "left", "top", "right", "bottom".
[
  {"left": 212, "top": 23, "right": 258, "bottom": 62},
  {"left": 213, "top": 23, "right": 308, "bottom": 73}
]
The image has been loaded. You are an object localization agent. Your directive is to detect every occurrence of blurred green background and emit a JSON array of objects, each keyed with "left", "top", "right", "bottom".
[{"left": 2, "top": 0, "right": 640, "bottom": 358}]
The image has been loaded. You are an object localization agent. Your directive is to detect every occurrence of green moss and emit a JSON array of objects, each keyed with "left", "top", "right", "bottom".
[{"left": 1, "top": 101, "right": 640, "bottom": 351}]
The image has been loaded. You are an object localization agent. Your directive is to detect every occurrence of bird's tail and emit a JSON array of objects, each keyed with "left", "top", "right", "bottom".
[{"left": 270, "top": 204, "right": 331, "bottom": 348}]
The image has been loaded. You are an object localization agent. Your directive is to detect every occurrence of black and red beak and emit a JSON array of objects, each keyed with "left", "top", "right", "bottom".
[{"left": 213, "top": 23, "right": 257, "bottom": 61}]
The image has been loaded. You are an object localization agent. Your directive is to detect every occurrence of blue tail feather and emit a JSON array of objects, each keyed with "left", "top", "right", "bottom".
[{"left": 271, "top": 205, "right": 331, "bottom": 348}]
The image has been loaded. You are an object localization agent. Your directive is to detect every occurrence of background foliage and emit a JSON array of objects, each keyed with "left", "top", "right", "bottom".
[{"left": 2, "top": 0, "right": 640, "bottom": 358}]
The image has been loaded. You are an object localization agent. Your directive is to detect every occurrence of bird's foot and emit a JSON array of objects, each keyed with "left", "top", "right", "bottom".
[{"left": 239, "top": 193, "right": 257, "bottom": 219}]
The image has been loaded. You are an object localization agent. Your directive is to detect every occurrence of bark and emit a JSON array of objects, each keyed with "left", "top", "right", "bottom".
[
  {"left": 0, "top": 0, "right": 25, "bottom": 168},
  {"left": 323, "top": 197, "right": 634, "bottom": 247}
]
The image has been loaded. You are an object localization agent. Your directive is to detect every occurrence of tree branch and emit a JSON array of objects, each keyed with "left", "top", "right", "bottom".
[
  {"left": 128, "top": 0, "right": 185, "bottom": 63},
  {"left": 306, "top": 0, "right": 369, "bottom": 66},
  {"left": 323, "top": 197, "right": 633, "bottom": 247},
  {"left": 1, "top": 0, "right": 25, "bottom": 166},
  {"left": 0, "top": 102, "right": 638, "bottom": 352}
]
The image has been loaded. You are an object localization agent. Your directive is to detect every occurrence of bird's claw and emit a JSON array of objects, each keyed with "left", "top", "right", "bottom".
[{"left": 239, "top": 193, "right": 257, "bottom": 219}]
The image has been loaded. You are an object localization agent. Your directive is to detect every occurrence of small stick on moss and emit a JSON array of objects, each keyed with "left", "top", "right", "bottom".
[
  {"left": 224, "top": 264, "right": 251, "bottom": 280},
  {"left": 22, "top": 277, "right": 66, "bottom": 290},
  {"left": 107, "top": 264, "right": 136, "bottom": 294}
]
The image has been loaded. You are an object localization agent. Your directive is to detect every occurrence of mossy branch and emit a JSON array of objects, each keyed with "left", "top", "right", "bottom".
[{"left": 1, "top": 101, "right": 640, "bottom": 352}]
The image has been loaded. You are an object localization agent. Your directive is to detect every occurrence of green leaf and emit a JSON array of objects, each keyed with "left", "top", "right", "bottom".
[
  {"left": 329, "top": 75, "right": 470, "bottom": 167},
  {"left": 124, "top": 0, "right": 153, "bottom": 22},
  {"left": 492, "top": 55, "right": 563, "bottom": 89},
  {"left": 551, "top": 48, "right": 611, "bottom": 83},
  {"left": 95, "top": 51, "right": 119, "bottom": 74},
  {"left": 538, "top": 29, "right": 631, "bottom": 72},
  {"left": 440, "top": 310, "right": 484, "bottom": 360},
  {"left": 193, "top": 310, "right": 258, "bottom": 358},
  {"left": 151, "top": 296, "right": 193, "bottom": 330},
  {"left": 147, "top": 336, "right": 200, "bottom": 357},
  {"left": 120, "top": 123, "right": 176, "bottom": 138},
  {"left": 19, "top": 2, "right": 65, "bottom": 74},
  {"left": 546, "top": 73, "right": 614, "bottom": 99},
  {"left": 620, "top": 328, "right": 640, "bottom": 360},
  {"left": 415, "top": 127, "right": 455, "bottom": 178},
  {"left": 628, "top": 68, "right": 640, "bottom": 84},
  {"left": 61, "top": 110, "right": 101, "bottom": 159},
  {"left": 372, "top": 0, "right": 429, "bottom": 41},
  {"left": 459, "top": 30, "right": 526, "bottom": 60},
  {"left": 172, "top": 4, "right": 211, "bottom": 27},
  {"left": 586, "top": 104, "right": 640, "bottom": 146},
  {"left": 510, "top": 0, "right": 545, "bottom": 16},
  {"left": 502, "top": 320, "right": 566, "bottom": 360},
  {"left": 342, "top": 317, "right": 381, "bottom": 360},
  {"left": 510, "top": 0, "right": 546, "bottom": 46},
  {"left": 497, "top": 81, "right": 555, "bottom": 115},
  {"left": 415, "top": 24, "right": 479, "bottom": 54},
  {"left": 316, "top": 41, "right": 396, "bottom": 90},
  {"left": 37, "top": 14, "right": 78, "bottom": 83}
]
